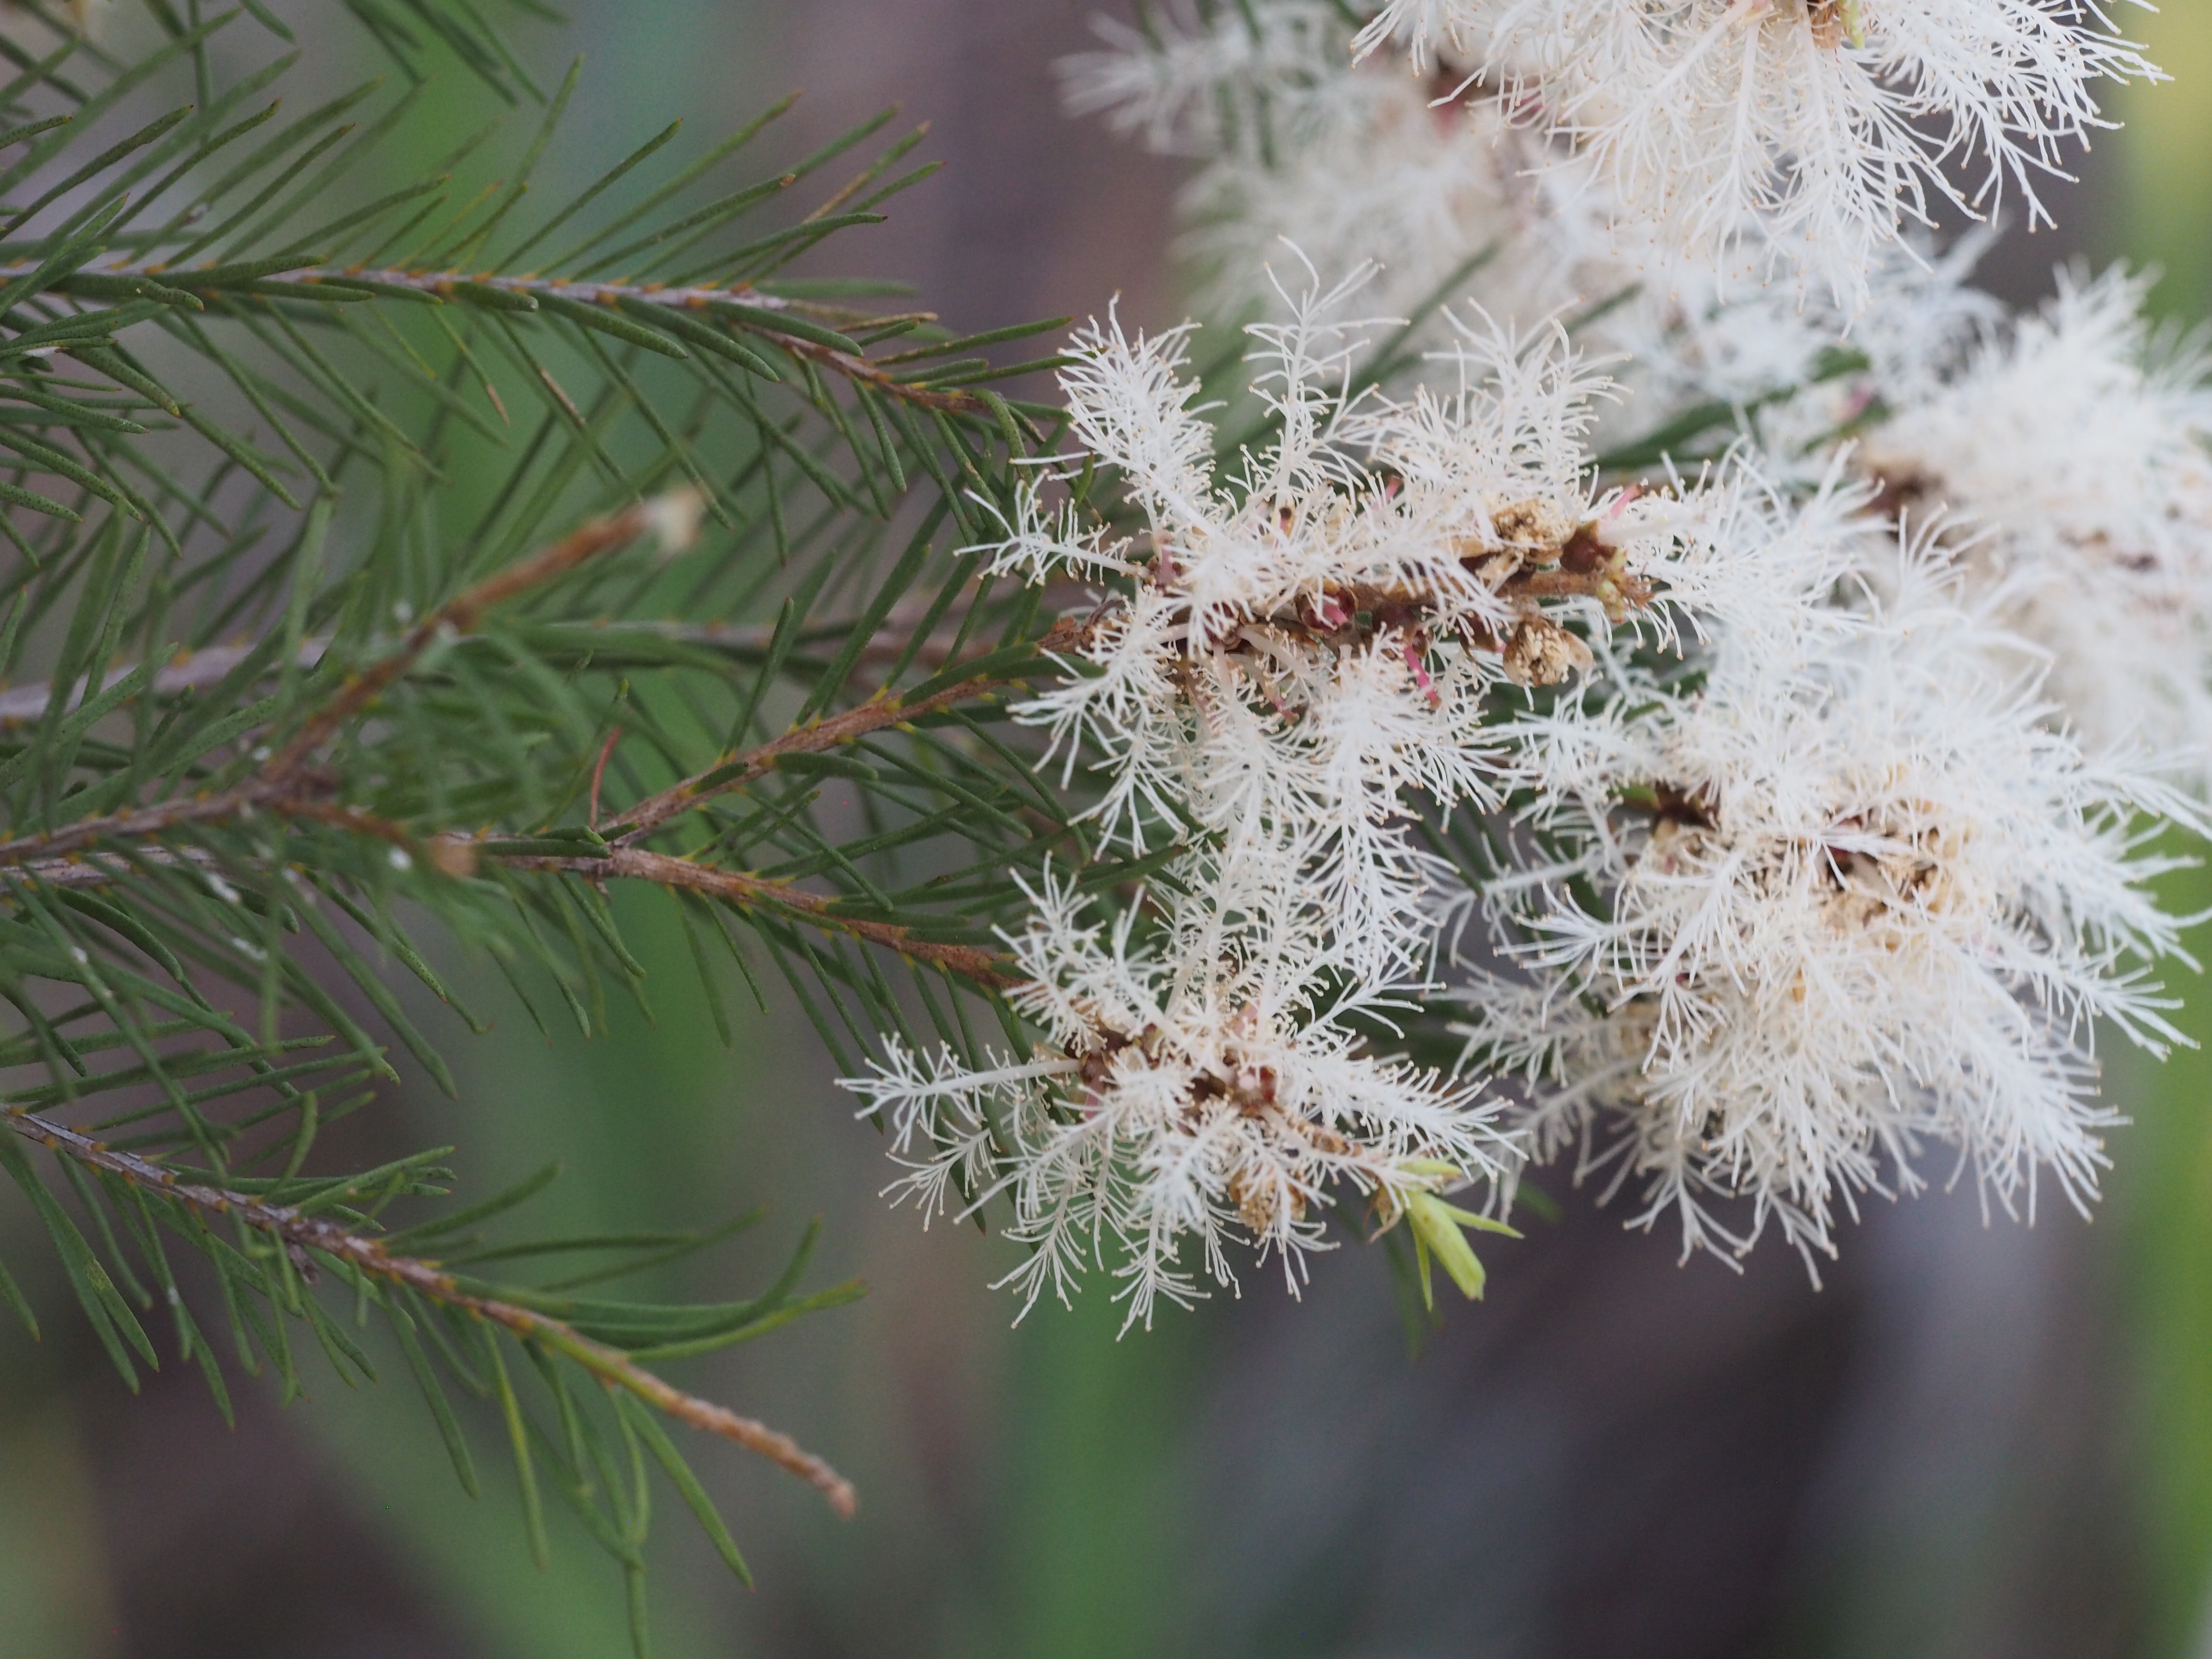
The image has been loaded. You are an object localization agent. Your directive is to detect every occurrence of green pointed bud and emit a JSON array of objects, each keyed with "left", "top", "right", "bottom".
[{"left": 1405, "top": 1190, "right": 1489, "bottom": 1303}]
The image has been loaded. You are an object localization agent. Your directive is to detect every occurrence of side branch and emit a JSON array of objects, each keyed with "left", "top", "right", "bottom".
[
  {"left": 280, "top": 268, "right": 1013, "bottom": 418},
  {"left": 612, "top": 614, "right": 1093, "bottom": 844},
  {"left": 2, "top": 1106, "right": 858, "bottom": 1517},
  {"left": 0, "top": 501, "right": 679, "bottom": 870},
  {"left": 5, "top": 258, "right": 1032, "bottom": 421},
  {"left": 0, "top": 592, "right": 1047, "bottom": 727},
  {"left": 492, "top": 845, "right": 1023, "bottom": 990},
  {"left": 264, "top": 497, "right": 687, "bottom": 781}
]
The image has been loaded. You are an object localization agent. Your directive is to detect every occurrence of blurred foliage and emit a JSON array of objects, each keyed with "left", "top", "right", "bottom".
[
  {"left": 2116, "top": 12, "right": 2212, "bottom": 1656},
  {"left": 0, "top": 0, "right": 1119, "bottom": 1644}
]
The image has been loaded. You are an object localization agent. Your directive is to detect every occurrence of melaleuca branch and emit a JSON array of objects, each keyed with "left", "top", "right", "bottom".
[
  {"left": 0, "top": 3, "right": 1078, "bottom": 1629},
  {"left": 0, "top": 257, "right": 1047, "bottom": 423},
  {"left": 262, "top": 498, "right": 696, "bottom": 781},
  {"left": 488, "top": 846, "right": 1023, "bottom": 990},
  {"left": 0, "top": 499, "right": 681, "bottom": 872},
  {"left": 610, "top": 613, "right": 1096, "bottom": 842},
  {"left": 4, "top": 836, "right": 1025, "bottom": 989},
  {"left": 1, "top": 1103, "right": 857, "bottom": 1517},
  {"left": 0, "top": 595, "right": 1042, "bottom": 728},
  {"left": 0, "top": 492, "right": 1054, "bottom": 985}
]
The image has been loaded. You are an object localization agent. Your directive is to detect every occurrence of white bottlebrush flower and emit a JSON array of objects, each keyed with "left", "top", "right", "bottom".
[
  {"left": 1179, "top": 82, "right": 1580, "bottom": 331},
  {"left": 1065, "top": 1, "right": 1596, "bottom": 336},
  {"left": 845, "top": 272, "right": 1735, "bottom": 1314},
  {"left": 998, "top": 275, "right": 1738, "bottom": 976},
  {"left": 1356, "top": 0, "right": 2162, "bottom": 308},
  {"left": 1860, "top": 266, "right": 2212, "bottom": 777},
  {"left": 1063, "top": 0, "right": 1361, "bottom": 156},
  {"left": 843, "top": 872, "right": 1517, "bottom": 1329},
  {"left": 1059, "top": 0, "right": 2012, "bottom": 459},
  {"left": 1466, "top": 539, "right": 2200, "bottom": 1269},
  {"left": 1595, "top": 235, "right": 1999, "bottom": 473},
  {"left": 845, "top": 273, "right": 1940, "bottom": 1310}
]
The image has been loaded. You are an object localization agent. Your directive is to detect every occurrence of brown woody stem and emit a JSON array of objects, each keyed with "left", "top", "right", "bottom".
[
  {"left": 612, "top": 613, "right": 1091, "bottom": 844},
  {"left": 11, "top": 259, "right": 1023, "bottom": 421},
  {"left": 263, "top": 499, "right": 672, "bottom": 781},
  {"left": 0, "top": 503, "right": 1051, "bottom": 986},
  {"left": 0, "top": 504, "right": 669, "bottom": 871},
  {"left": 2, "top": 1105, "right": 857, "bottom": 1515},
  {"left": 0, "top": 600, "right": 1029, "bottom": 731},
  {"left": 490, "top": 844, "right": 1022, "bottom": 990}
]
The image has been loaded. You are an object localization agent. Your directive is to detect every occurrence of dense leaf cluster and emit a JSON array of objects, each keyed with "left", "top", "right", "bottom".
[{"left": 0, "top": 1, "right": 1140, "bottom": 1641}]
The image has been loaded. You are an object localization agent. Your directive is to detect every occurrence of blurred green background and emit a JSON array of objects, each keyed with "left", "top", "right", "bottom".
[{"left": 3, "top": 4, "right": 2212, "bottom": 1657}]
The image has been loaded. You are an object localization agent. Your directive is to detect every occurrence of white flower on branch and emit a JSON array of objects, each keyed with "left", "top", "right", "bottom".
[
  {"left": 1355, "top": 0, "right": 2162, "bottom": 308},
  {"left": 846, "top": 271, "right": 1922, "bottom": 1308},
  {"left": 1059, "top": 0, "right": 2020, "bottom": 467},
  {"left": 843, "top": 872, "right": 1517, "bottom": 1329},
  {"left": 1465, "top": 539, "right": 2201, "bottom": 1269},
  {"left": 1063, "top": 0, "right": 1361, "bottom": 154},
  {"left": 1066, "top": 2, "right": 1589, "bottom": 330},
  {"left": 1588, "top": 236, "right": 1998, "bottom": 477},
  {"left": 998, "top": 274, "right": 1742, "bottom": 974},
  {"left": 1861, "top": 266, "right": 2212, "bottom": 777}
]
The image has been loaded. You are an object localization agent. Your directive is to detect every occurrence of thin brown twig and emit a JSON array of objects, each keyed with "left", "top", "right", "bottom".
[
  {"left": 2, "top": 1105, "right": 858, "bottom": 1516},
  {"left": 0, "top": 778, "right": 291, "bottom": 869},
  {"left": 17, "top": 259, "right": 1033, "bottom": 420},
  {"left": 611, "top": 613, "right": 1092, "bottom": 845},
  {"left": 587, "top": 726, "right": 624, "bottom": 830},
  {"left": 491, "top": 845, "right": 1022, "bottom": 990},
  {"left": 0, "top": 509, "right": 1050, "bottom": 982},
  {"left": 0, "top": 493, "right": 1061, "bottom": 990},
  {"left": 0, "top": 610, "right": 999, "bottom": 729},
  {"left": 263, "top": 499, "right": 676, "bottom": 782},
  {"left": 5, "top": 826, "right": 1021, "bottom": 991},
  {"left": 11, "top": 846, "right": 216, "bottom": 887},
  {"left": 0, "top": 638, "right": 331, "bottom": 725},
  {"left": 0, "top": 503, "right": 674, "bottom": 872}
]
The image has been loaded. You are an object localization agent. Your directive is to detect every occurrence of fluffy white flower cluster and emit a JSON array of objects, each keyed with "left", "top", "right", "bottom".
[
  {"left": 1464, "top": 540, "right": 2199, "bottom": 1266},
  {"left": 1077, "top": 1, "right": 2160, "bottom": 312},
  {"left": 846, "top": 873, "right": 1509, "bottom": 1325},
  {"left": 1064, "top": 4, "right": 1987, "bottom": 433},
  {"left": 852, "top": 280, "right": 2202, "bottom": 1299},
  {"left": 1357, "top": 0, "right": 2160, "bottom": 304},
  {"left": 1006, "top": 286, "right": 1676, "bottom": 959},
  {"left": 1861, "top": 268, "right": 2212, "bottom": 774},
  {"left": 845, "top": 1, "right": 2211, "bottom": 1311},
  {"left": 849, "top": 247, "right": 2207, "bottom": 1301},
  {"left": 1065, "top": 2, "right": 1581, "bottom": 328},
  {"left": 1072, "top": 2, "right": 2212, "bottom": 783},
  {"left": 845, "top": 280, "right": 1763, "bottom": 1319}
]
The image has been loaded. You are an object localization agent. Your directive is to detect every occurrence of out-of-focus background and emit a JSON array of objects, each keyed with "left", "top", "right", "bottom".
[{"left": 1, "top": 4, "right": 2211, "bottom": 1656}]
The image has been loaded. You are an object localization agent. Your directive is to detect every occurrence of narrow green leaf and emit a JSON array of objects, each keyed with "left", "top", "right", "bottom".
[
  {"left": 0, "top": 1240, "right": 37, "bottom": 1338},
  {"left": 0, "top": 478, "right": 79, "bottom": 520},
  {"left": 383, "top": 1162, "right": 562, "bottom": 1250},
  {"left": 612, "top": 297, "right": 777, "bottom": 376},
  {"left": 0, "top": 104, "right": 195, "bottom": 237},
  {"left": 485, "top": 1331, "right": 549, "bottom": 1569},
  {"left": 0, "top": 1130, "right": 148, "bottom": 1386},
  {"left": 708, "top": 300, "right": 860, "bottom": 356},
  {"left": 533, "top": 290, "right": 687, "bottom": 358},
  {"left": 502, "top": 117, "right": 683, "bottom": 270},
  {"left": 614, "top": 1391, "right": 752, "bottom": 1587}
]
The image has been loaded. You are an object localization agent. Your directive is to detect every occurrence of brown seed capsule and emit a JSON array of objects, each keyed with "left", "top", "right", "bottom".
[
  {"left": 1227, "top": 1166, "right": 1304, "bottom": 1232},
  {"left": 1503, "top": 615, "right": 1595, "bottom": 686},
  {"left": 427, "top": 836, "right": 481, "bottom": 879},
  {"left": 1489, "top": 497, "right": 1576, "bottom": 558},
  {"left": 1557, "top": 524, "right": 1610, "bottom": 577}
]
